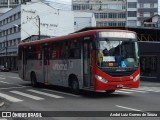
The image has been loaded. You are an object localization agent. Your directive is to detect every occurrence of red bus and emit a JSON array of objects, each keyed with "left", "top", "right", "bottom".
[{"left": 18, "top": 29, "right": 140, "bottom": 94}]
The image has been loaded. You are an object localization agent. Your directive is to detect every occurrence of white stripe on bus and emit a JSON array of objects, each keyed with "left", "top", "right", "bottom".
[
  {"left": 10, "top": 91, "right": 44, "bottom": 100},
  {"left": 0, "top": 93, "right": 23, "bottom": 102},
  {"left": 27, "top": 89, "right": 64, "bottom": 98}
]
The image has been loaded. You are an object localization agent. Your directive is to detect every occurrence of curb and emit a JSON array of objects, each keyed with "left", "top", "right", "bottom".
[{"left": 0, "top": 101, "right": 4, "bottom": 108}]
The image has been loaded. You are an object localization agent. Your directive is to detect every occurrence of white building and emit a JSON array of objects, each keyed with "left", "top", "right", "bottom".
[
  {"left": 72, "top": 0, "right": 126, "bottom": 27},
  {"left": 74, "top": 11, "right": 96, "bottom": 31},
  {"left": 72, "top": 0, "right": 159, "bottom": 27},
  {"left": 0, "top": 2, "right": 96, "bottom": 70}
]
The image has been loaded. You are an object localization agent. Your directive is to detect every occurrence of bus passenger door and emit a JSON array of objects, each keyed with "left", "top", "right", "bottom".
[
  {"left": 43, "top": 46, "right": 50, "bottom": 84},
  {"left": 83, "top": 41, "right": 93, "bottom": 88},
  {"left": 22, "top": 48, "right": 27, "bottom": 80}
]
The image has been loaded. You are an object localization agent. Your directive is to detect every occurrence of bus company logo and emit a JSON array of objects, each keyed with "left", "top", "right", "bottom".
[
  {"left": 53, "top": 63, "right": 68, "bottom": 71},
  {"left": 2, "top": 112, "right": 11, "bottom": 117},
  {"left": 53, "top": 62, "right": 73, "bottom": 71}
]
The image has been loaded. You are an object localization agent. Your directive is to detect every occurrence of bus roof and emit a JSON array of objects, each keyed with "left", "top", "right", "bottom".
[{"left": 18, "top": 29, "right": 136, "bottom": 47}]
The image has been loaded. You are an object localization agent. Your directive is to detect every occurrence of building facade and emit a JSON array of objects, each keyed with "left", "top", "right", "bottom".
[
  {"left": 137, "top": 0, "right": 158, "bottom": 27},
  {"left": 0, "top": 2, "right": 96, "bottom": 70},
  {"left": 0, "top": 0, "right": 47, "bottom": 15},
  {"left": 72, "top": 0, "right": 159, "bottom": 27},
  {"left": 72, "top": 0, "right": 126, "bottom": 27}
]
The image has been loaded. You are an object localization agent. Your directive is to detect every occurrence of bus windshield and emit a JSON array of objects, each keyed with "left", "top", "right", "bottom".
[{"left": 97, "top": 38, "right": 139, "bottom": 68}]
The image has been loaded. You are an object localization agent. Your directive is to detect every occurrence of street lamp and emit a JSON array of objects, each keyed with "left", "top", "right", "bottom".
[{"left": 0, "top": 29, "right": 8, "bottom": 68}]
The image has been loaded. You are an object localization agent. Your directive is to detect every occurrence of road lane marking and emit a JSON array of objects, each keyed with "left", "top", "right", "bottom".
[
  {"left": 0, "top": 86, "right": 30, "bottom": 90},
  {"left": 27, "top": 89, "right": 64, "bottom": 98},
  {"left": 0, "top": 81, "right": 23, "bottom": 87},
  {"left": 0, "top": 93, "right": 23, "bottom": 102},
  {"left": 116, "top": 90, "right": 133, "bottom": 94},
  {"left": 10, "top": 91, "right": 44, "bottom": 100},
  {"left": 116, "top": 105, "right": 142, "bottom": 111},
  {"left": 42, "top": 89, "right": 80, "bottom": 97},
  {"left": 0, "top": 75, "right": 21, "bottom": 79},
  {"left": 121, "top": 89, "right": 147, "bottom": 93},
  {"left": 134, "top": 88, "right": 160, "bottom": 92},
  {"left": 0, "top": 77, "right": 5, "bottom": 79}
]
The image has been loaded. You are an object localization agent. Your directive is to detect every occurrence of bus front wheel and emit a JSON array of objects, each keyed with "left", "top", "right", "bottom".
[{"left": 31, "top": 73, "right": 38, "bottom": 87}]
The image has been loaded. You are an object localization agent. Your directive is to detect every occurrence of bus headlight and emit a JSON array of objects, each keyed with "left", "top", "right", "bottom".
[
  {"left": 133, "top": 74, "right": 140, "bottom": 82},
  {"left": 95, "top": 75, "right": 108, "bottom": 84}
]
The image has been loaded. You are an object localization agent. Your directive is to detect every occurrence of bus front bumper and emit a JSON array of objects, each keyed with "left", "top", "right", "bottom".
[{"left": 94, "top": 79, "right": 140, "bottom": 91}]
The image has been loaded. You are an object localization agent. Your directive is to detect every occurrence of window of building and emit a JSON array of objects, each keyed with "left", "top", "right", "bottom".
[
  {"left": 68, "top": 40, "right": 81, "bottom": 59},
  {"left": 14, "top": 14, "right": 16, "bottom": 20},
  {"left": 14, "top": 39, "right": 16, "bottom": 45},
  {"left": 128, "top": 2, "right": 137, "bottom": 8},
  {"left": 150, "top": 3, "right": 154, "bottom": 8},
  {"left": 128, "top": 11, "right": 137, "bottom": 17},
  {"left": 18, "top": 12, "right": 21, "bottom": 18},
  {"left": 117, "top": 21, "right": 125, "bottom": 27},
  {"left": 139, "top": 12, "right": 144, "bottom": 17},
  {"left": 108, "top": 21, "right": 117, "bottom": 26},
  {"left": 95, "top": 13, "right": 99, "bottom": 18},
  {"left": 139, "top": 3, "right": 144, "bottom": 8},
  {"left": 108, "top": 13, "right": 117, "bottom": 18},
  {"left": 14, "top": 27, "right": 16, "bottom": 33},
  {"left": 127, "top": 20, "right": 137, "bottom": 27},
  {"left": 118, "top": 13, "right": 125, "bottom": 18}
]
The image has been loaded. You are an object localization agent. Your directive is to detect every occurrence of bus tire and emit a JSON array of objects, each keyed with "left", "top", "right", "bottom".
[
  {"left": 31, "top": 72, "right": 38, "bottom": 87},
  {"left": 105, "top": 90, "right": 115, "bottom": 94},
  {"left": 70, "top": 79, "right": 80, "bottom": 95}
]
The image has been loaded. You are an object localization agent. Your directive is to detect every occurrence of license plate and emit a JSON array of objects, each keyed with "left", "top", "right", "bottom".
[{"left": 117, "top": 84, "right": 124, "bottom": 88}]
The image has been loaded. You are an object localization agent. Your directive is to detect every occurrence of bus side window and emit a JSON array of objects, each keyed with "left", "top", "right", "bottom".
[
  {"left": 69, "top": 40, "right": 81, "bottom": 59},
  {"left": 50, "top": 43, "right": 61, "bottom": 59},
  {"left": 60, "top": 42, "right": 69, "bottom": 59}
]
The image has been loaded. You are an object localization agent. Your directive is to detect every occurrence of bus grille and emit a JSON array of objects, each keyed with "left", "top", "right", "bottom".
[{"left": 104, "top": 71, "right": 135, "bottom": 77}]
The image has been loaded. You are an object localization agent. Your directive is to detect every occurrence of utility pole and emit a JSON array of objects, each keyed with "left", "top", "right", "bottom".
[
  {"left": 37, "top": 15, "right": 41, "bottom": 40},
  {"left": 5, "top": 33, "right": 8, "bottom": 68}
]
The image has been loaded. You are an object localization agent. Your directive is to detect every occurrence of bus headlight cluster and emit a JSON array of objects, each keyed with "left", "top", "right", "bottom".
[
  {"left": 95, "top": 75, "right": 108, "bottom": 84},
  {"left": 133, "top": 74, "right": 140, "bottom": 82}
]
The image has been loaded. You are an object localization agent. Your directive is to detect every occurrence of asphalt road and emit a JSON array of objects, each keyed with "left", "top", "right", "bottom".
[{"left": 0, "top": 72, "right": 160, "bottom": 120}]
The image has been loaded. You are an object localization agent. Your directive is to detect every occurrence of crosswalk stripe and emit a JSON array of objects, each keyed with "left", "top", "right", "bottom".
[
  {"left": 0, "top": 93, "right": 23, "bottom": 102},
  {"left": 116, "top": 90, "right": 133, "bottom": 94},
  {"left": 121, "top": 89, "right": 147, "bottom": 93},
  {"left": 140, "top": 87, "right": 160, "bottom": 92},
  {"left": 27, "top": 89, "right": 64, "bottom": 98},
  {"left": 134, "top": 88, "right": 160, "bottom": 92},
  {"left": 10, "top": 91, "right": 44, "bottom": 100}
]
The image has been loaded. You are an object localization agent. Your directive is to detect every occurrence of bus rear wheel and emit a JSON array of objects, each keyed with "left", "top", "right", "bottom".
[
  {"left": 71, "top": 80, "right": 80, "bottom": 95},
  {"left": 105, "top": 90, "right": 115, "bottom": 94},
  {"left": 31, "top": 73, "right": 38, "bottom": 87}
]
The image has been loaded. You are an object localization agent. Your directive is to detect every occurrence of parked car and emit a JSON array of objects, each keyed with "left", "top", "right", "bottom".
[{"left": 0, "top": 65, "right": 9, "bottom": 72}]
